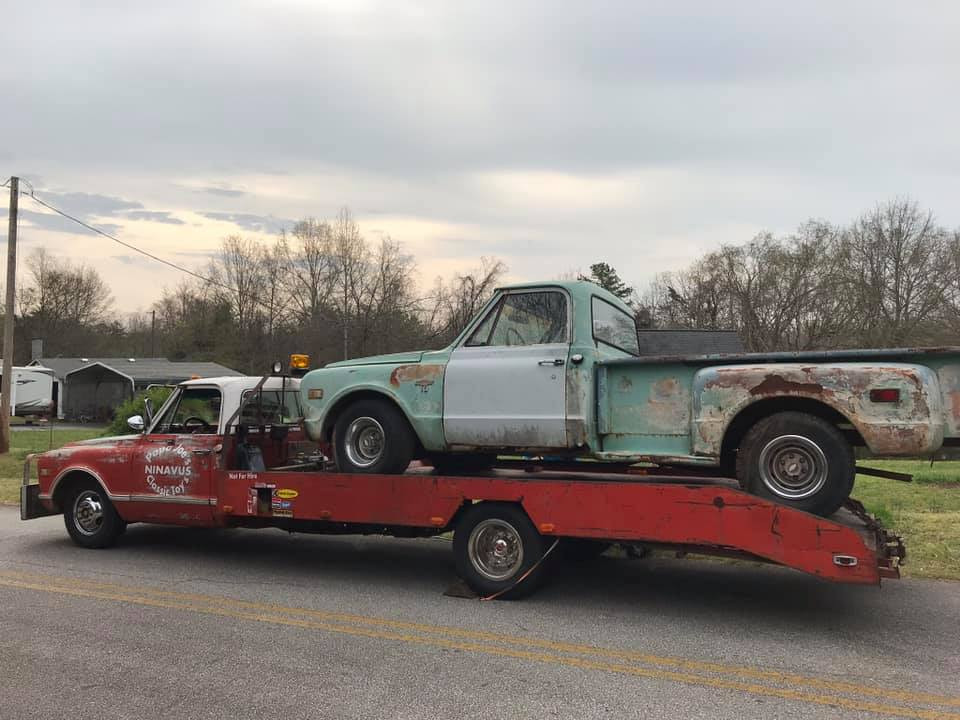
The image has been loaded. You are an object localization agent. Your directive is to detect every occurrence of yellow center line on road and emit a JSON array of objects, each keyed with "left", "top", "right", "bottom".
[
  {"left": 0, "top": 568, "right": 954, "bottom": 709},
  {"left": 0, "top": 570, "right": 956, "bottom": 720}
]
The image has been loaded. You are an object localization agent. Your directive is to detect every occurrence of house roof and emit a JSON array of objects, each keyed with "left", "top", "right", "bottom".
[
  {"left": 30, "top": 357, "right": 243, "bottom": 383},
  {"left": 637, "top": 329, "right": 744, "bottom": 356}
]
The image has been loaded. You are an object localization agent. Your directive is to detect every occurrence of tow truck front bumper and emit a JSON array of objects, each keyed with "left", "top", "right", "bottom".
[{"left": 20, "top": 454, "right": 58, "bottom": 521}]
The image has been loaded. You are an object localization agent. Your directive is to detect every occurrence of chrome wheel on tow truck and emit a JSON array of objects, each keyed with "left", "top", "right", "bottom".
[
  {"left": 63, "top": 479, "right": 125, "bottom": 549},
  {"left": 467, "top": 518, "right": 525, "bottom": 581},
  {"left": 454, "top": 503, "right": 548, "bottom": 599},
  {"left": 73, "top": 490, "right": 105, "bottom": 536}
]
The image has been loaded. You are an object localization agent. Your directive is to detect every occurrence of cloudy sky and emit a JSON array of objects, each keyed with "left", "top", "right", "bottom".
[{"left": 2, "top": 1, "right": 958, "bottom": 312}]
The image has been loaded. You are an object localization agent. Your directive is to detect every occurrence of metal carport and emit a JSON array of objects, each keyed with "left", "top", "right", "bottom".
[{"left": 62, "top": 362, "right": 136, "bottom": 422}]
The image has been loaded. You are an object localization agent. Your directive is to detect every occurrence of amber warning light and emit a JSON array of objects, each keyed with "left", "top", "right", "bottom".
[
  {"left": 290, "top": 354, "right": 310, "bottom": 371},
  {"left": 869, "top": 388, "right": 900, "bottom": 403}
]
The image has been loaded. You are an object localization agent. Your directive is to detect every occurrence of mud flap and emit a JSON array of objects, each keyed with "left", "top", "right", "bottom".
[{"left": 20, "top": 484, "right": 58, "bottom": 521}]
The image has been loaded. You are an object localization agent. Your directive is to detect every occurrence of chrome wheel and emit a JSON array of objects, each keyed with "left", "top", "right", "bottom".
[
  {"left": 343, "top": 416, "right": 385, "bottom": 468},
  {"left": 73, "top": 490, "right": 105, "bottom": 536},
  {"left": 467, "top": 518, "right": 524, "bottom": 581},
  {"left": 757, "top": 434, "right": 828, "bottom": 500}
]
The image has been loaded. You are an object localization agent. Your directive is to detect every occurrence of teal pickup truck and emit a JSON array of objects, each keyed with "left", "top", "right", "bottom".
[{"left": 301, "top": 280, "right": 960, "bottom": 515}]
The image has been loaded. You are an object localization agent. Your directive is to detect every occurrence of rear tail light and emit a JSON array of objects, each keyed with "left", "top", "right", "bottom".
[{"left": 869, "top": 388, "right": 900, "bottom": 403}]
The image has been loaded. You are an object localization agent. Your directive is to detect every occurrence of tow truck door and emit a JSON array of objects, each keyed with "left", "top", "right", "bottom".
[{"left": 126, "top": 386, "right": 220, "bottom": 524}]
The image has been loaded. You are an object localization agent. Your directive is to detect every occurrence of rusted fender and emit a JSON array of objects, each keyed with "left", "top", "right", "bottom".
[{"left": 691, "top": 362, "right": 945, "bottom": 457}]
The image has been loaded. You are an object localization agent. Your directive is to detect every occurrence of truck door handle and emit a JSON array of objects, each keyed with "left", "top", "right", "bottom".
[
  {"left": 538, "top": 359, "right": 565, "bottom": 366},
  {"left": 192, "top": 449, "right": 212, "bottom": 456}
]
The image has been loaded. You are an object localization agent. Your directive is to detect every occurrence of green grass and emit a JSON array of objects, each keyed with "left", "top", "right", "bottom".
[
  {"left": 1, "top": 437, "right": 957, "bottom": 581},
  {"left": 854, "top": 459, "right": 960, "bottom": 580},
  {"left": 0, "top": 428, "right": 101, "bottom": 504}
]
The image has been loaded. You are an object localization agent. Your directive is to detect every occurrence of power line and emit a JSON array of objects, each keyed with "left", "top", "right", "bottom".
[
  {"left": 22, "top": 186, "right": 293, "bottom": 320},
  {"left": 25, "top": 189, "right": 229, "bottom": 291}
]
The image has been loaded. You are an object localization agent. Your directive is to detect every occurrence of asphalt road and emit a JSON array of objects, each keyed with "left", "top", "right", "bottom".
[{"left": 0, "top": 507, "right": 957, "bottom": 720}]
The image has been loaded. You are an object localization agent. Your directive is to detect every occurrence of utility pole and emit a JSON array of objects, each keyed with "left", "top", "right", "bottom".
[
  {"left": 150, "top": 309, "right": 156, "bottom": 356},
  {"left": 0, "top": 177, "right": 19, "bottom": 454}
]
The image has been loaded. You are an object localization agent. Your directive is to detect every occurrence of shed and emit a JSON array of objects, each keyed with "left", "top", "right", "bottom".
[{"left": 29, "top": 357, "right": 242, "bottom": 421}]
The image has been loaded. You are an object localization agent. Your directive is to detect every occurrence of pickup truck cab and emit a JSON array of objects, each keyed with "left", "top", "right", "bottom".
[{"left": 301, "top": 280, "right": 960, "bottom": 515}]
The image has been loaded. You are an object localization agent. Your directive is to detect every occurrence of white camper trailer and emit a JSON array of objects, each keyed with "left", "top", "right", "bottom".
[{"left": 0, "top": 365, "right": 56, "bottom": 419}]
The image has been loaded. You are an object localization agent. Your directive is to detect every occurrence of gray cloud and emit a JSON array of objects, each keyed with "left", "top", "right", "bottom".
[
  {"left": 124, "top": 210, "right": 185, "bottom": 224},
  {"left": 17, "top": 209, "right": 123, "bottom": 237},
  {"left": 171, "top": 249, "right": 217, "bottom": 259},
  {"left": 4, "top": 2, "right": 956, "bottom": 183},
  {"left": 199, "top": 184, "right": 247, "bottom": 198},
  {"left": 199, "top": 212, "right": 292, "bottom": 233},
  {"left": 112, "top": 254, "right": 155, "bottom": 267},
  {"left": 36, "top": 191, "right": 142, "bottom": 217},
  {"left": 2, "top": 1, "right": 959, "bottom": 311}
]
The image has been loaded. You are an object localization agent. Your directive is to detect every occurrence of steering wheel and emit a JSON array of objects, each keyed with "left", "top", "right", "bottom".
[
  {"left": 506, "top": 327, "right": 525, "bottom": 346},
  {"left": 182, "top": 416, "right": 212, "bottom": 433}
]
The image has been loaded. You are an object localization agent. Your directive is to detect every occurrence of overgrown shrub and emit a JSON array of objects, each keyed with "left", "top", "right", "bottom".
[{"left": 105, "top": 386, "right": 173, "bottom": 436}]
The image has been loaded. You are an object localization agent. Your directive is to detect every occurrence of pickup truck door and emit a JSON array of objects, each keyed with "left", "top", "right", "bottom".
[
  {"left": 126, "top": 386, "right": 219, "bottom": 524},
  {"left": 443, "top": 289, "right": 570, "bottom": 448}
]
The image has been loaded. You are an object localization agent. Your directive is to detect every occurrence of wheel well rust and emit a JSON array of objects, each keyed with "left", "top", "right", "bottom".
[{"left": 720, "top": 397, "right": 864, "bottom": 471}]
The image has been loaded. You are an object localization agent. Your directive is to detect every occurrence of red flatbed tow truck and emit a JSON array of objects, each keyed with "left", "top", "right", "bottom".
[{"left": 21, "top": 370, "right": 905, "bottom": 599}]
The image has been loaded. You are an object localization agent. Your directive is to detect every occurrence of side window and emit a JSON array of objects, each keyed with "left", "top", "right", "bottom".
[
  {"left": 592, "top": 297, "right": 640, "bottom": 356},
  {"left": 467, "top": 291, "right": 567, "bottom": 347},
  {"left": 152, "top": 388, "right": 222, "bottom": 434}
]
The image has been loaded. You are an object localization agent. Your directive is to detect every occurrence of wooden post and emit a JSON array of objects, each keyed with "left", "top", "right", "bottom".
[{"left": 0, "top": 176, "right": 18, "bottom": 453}]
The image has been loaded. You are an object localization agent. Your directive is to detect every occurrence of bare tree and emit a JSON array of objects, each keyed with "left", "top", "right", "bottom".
[
  {"left": 17, "top": 248, "right": 114, "bottom": 356},
  {"left": 259, "top": 237, "right": 290, "bottom": 340},
  {"left": 331, "top": 208, "right": 367, "bottom": 359},
  {"left": 282, "top": 218, "right": 335, "bottom": 325},
  {"left": 209, "top": 235, "right": 265, "bottom": 333},
  {"left": 838, "top": 199, "right": 952, "bottom": 346},
  {"left": 425, "top": 257, "right": 507, "bottom": 344}
]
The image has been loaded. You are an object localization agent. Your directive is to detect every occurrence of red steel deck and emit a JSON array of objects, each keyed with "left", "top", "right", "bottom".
[{"left": 214, "top": 468, "right": 903, "bottom": 585}]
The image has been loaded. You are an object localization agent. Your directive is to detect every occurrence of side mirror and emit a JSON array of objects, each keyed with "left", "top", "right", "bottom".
[{"left": 127, "top": 415, "right": 145, "bottom": 432}]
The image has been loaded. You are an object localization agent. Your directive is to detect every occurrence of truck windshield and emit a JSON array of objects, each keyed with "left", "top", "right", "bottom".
[
  {"left": 151, "top": 387, "right": 223, "bottom": 434},
  {"left": 592, "top": 297, "right": 640, "bottom": 356}
]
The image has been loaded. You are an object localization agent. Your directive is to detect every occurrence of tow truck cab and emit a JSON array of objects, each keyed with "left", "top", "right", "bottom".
[{"left": 22, "top": 374, "right": 321, "bottom": 526}]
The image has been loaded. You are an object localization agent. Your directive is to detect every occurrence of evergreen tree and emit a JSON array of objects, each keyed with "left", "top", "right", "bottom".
[{"left": 586, "top": 262, "right": 633, "bottom": 300}]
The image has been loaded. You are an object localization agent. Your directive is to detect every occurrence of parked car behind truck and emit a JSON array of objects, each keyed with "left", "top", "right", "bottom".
[{"left": 301, "top": 280, "right": 960, "bottom": 516}]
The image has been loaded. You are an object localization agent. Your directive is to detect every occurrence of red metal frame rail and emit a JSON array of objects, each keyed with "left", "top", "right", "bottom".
[{"left": 216, "top": 469, "right": 903, "bottom": 585}]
